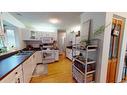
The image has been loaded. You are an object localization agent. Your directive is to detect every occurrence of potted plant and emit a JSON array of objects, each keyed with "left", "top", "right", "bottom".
[
  {"left": 94, "top": 23, "right": 111, "bottom": 37},
  {"left": 80, "top": 23, "right": 111, "bottom": 47}
]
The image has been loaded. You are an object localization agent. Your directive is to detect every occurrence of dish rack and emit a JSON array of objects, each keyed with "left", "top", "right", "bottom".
[{"left": 72, "top": 44, "right": 98, "bottom": 83}]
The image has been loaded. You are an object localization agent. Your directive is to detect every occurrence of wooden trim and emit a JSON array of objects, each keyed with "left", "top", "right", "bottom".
[
  {"left": 107, "top": 18, "right": 124, "bottom": 83},
  {"left": 114, "top": 19, "right": 124, "bottom": 81},
  {"left": 106, "top": 60, "right": 111, "bottom": 82},
  {"left": 117, "top": 20, "right": 123, "bottom": 60}
]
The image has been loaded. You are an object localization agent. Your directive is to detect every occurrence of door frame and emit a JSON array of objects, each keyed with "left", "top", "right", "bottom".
[{"left": 107, "top": 17, "right": 124, "bottom": 83}]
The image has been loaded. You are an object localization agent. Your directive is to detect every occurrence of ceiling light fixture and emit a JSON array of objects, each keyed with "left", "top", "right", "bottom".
[{"left": 49, "top": 18, "right": 60, "bottom": 24}]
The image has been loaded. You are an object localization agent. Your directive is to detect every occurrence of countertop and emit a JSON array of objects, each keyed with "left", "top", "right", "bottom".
[
  {"left": 23, "top": 48, "right": 59, "bottom": 51},
  {"left": 66, "top": 47, "right": 72, "bottom": 49},
  {"left": 0, "top": 51, "right": 35, "bottom": 80}
]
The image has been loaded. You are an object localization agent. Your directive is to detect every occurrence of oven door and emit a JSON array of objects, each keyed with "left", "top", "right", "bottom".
[{"left": 42, "top": 50, "right": 55, "bottom": 63}]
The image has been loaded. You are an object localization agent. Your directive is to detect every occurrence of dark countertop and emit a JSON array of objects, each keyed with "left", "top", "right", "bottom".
[
  {"left": 66, "top": 46, "right": 72, "bottom": 49},
  {"left": 23, "top": 48, "right": 59, "bottom": 51},
  {"left": 0, "top": 51, "right": 35, "bottom": 81}
]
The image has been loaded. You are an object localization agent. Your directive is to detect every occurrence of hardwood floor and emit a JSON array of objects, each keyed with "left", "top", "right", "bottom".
[{"left": 30, "top": 53, "right": 76, "bottom": 83}]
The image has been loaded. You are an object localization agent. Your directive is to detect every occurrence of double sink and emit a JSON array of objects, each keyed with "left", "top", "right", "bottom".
[{"left": 15, "top": 51, "right": 33, "bottom": 56}]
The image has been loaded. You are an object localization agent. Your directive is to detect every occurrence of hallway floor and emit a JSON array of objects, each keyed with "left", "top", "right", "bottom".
[{"left": 30, "top": 54, "right": 76, "bottom": 83}]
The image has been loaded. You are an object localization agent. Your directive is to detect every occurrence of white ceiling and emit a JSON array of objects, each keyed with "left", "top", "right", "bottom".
[{"left": 10, "top": 12, "right": 82, "bottom": 31}]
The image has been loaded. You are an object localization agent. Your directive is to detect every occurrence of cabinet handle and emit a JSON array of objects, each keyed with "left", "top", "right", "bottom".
[
  {"left": 15, "top": 72, "right": 18, "bottom": 74},
  {"left": 17, "top": 78, "right": 20, "bottom": 83}
]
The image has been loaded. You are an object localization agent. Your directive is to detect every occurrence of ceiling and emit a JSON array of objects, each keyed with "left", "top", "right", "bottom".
[{"left": 10, "top": 12, "right": 82, "bottom": 31}]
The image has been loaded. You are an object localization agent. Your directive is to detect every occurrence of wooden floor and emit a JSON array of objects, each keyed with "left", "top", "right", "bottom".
[{"left": 30, "top": 53, "right": 76, "bottom": 83}]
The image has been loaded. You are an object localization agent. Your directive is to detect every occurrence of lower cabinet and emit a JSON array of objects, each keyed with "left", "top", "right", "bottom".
[
  {"left": 23, "top": 52, "right": 37, "bottom": 83},
  {"left": 0, "top": 51, "right": 38, "bottom": 83},
  {"left": 0, "top": 65, "right": 23, "bottom": 83},
  {"left": 54, "top": 50, "right": 59, "bottom": 61},
  {"left": 66, "top": 48, "right": 72, "bottom": 60},
  {"left": 36, "top": 51, "right": 43, "bottom": 64},
  {"left": 23, "top": 59, "right": 31, "bottom": 83}
]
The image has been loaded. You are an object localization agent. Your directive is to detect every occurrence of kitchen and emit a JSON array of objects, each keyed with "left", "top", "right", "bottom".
[
  {"left": 0, "top": 12, "right": 82, "bottom": 83},
  {"left": 0, "top": 12, "right": 127, "bottom": 83}
]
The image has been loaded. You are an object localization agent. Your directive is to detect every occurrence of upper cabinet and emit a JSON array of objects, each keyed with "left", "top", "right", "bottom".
[
  {"left": 23, "top": 30, "right": 58, "bottom": 41},
  {"left": 0, "top": 13, "right": 4, "bottom": 36}
]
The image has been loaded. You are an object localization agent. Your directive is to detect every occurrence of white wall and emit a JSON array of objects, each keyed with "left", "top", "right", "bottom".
[
  {"left": 81, "top": 12, "right": 127, "bottom": 83},
  {"left": 66, "top": 28, "right": 75, "bottom": 46},
  {"left": 22, "top": 28, "right": 31, "bottom": 40},
  {"left": 81, "top": 12, "right": 107, "bottom": 82},
  {"left": 58, "top": 31, "right": 66, "bottom": 54},
  {"left": 99, "top": 13, "right": 112, "bottom": 82},
  {"left": 66, "top": 25, "right": 80, "bottom": 46},
  {"left": 2, "top": 12, "right": 25, "bottom": 28},
  {"left": 15, "top": 28, "right": 26, "bottom": 49},
  {"left": 1, "top": 12, "right": 26, "bottom": 50},
  {"left": 81, "top": 20, "right": 90, "bottom": 41}
]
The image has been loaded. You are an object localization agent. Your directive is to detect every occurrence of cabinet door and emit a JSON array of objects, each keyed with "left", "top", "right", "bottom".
[
  {"left": 27, "top": 57, "right": 34, "bottom": 82},
  {"left": 23, "top": 59, "right": 31, "bottom": 83},
  {"left": 36, "top": 51, "right": 42, "bottom": 64},
  {"left": 54, "top": 50, "right": 59, "bottom": 61},
  {"left": 69, "top": 49, "right": 72, "bottom": 60},
  {"left": 23, "top": 54, "right": 38, "bottom": 83},
  {"left": 66, "top": 49, "right": 69, "bottom": 58},
  {"left": 33, "top": 52, "right": 37, "bottom": 64},
  {"left": 66, "top": 49, "right": 72, "bottom": 60},
  {"left": 31, "top": 53, "right": 36, "bottom": 74}
]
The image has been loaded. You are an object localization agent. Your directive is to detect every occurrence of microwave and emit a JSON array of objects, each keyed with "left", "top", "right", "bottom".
[{"left": 41, "top": 37, "right": 53, "bottom": 43}]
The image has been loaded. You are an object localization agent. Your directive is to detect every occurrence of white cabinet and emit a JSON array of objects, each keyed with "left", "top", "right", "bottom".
[
  {"left": 23, "top": 56, "right": 32, "bottom": 83},
  {"left": 37, "top": 32, "right": 57, "bottom": 41},
  {"left": 31, "top": 52, "right": 37, "bottom": 73},
  {"left": 54, "top": 50, "right": 59, "bottom": 61},
  {"left": 23, "top": 52, "right": 37, "bottom": 83},
  {"left": 23, "top": 58, "right": 31, "bottom": 83},
  {"left": 0, "top": 52, "right": 38, "bottom": 83},
  {"left": 66, "top": 48, "right": 72, "bottom": 60},
  {"left": 36, "top": 51, "right": 42, "bottom": 64},
  {"left": 23, "top": 31, "right": 57, "bottom": 41},
  {"left": 0, "top": 65, "right": 23, "bottom": 83}
]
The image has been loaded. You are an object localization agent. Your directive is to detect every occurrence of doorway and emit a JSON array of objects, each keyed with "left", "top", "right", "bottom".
[
  {"left": 57, "top": 30, "right": 66, "bottom": 55},
  {"left": 107, "top": 16, "right": 125, "bottom": 83}
]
